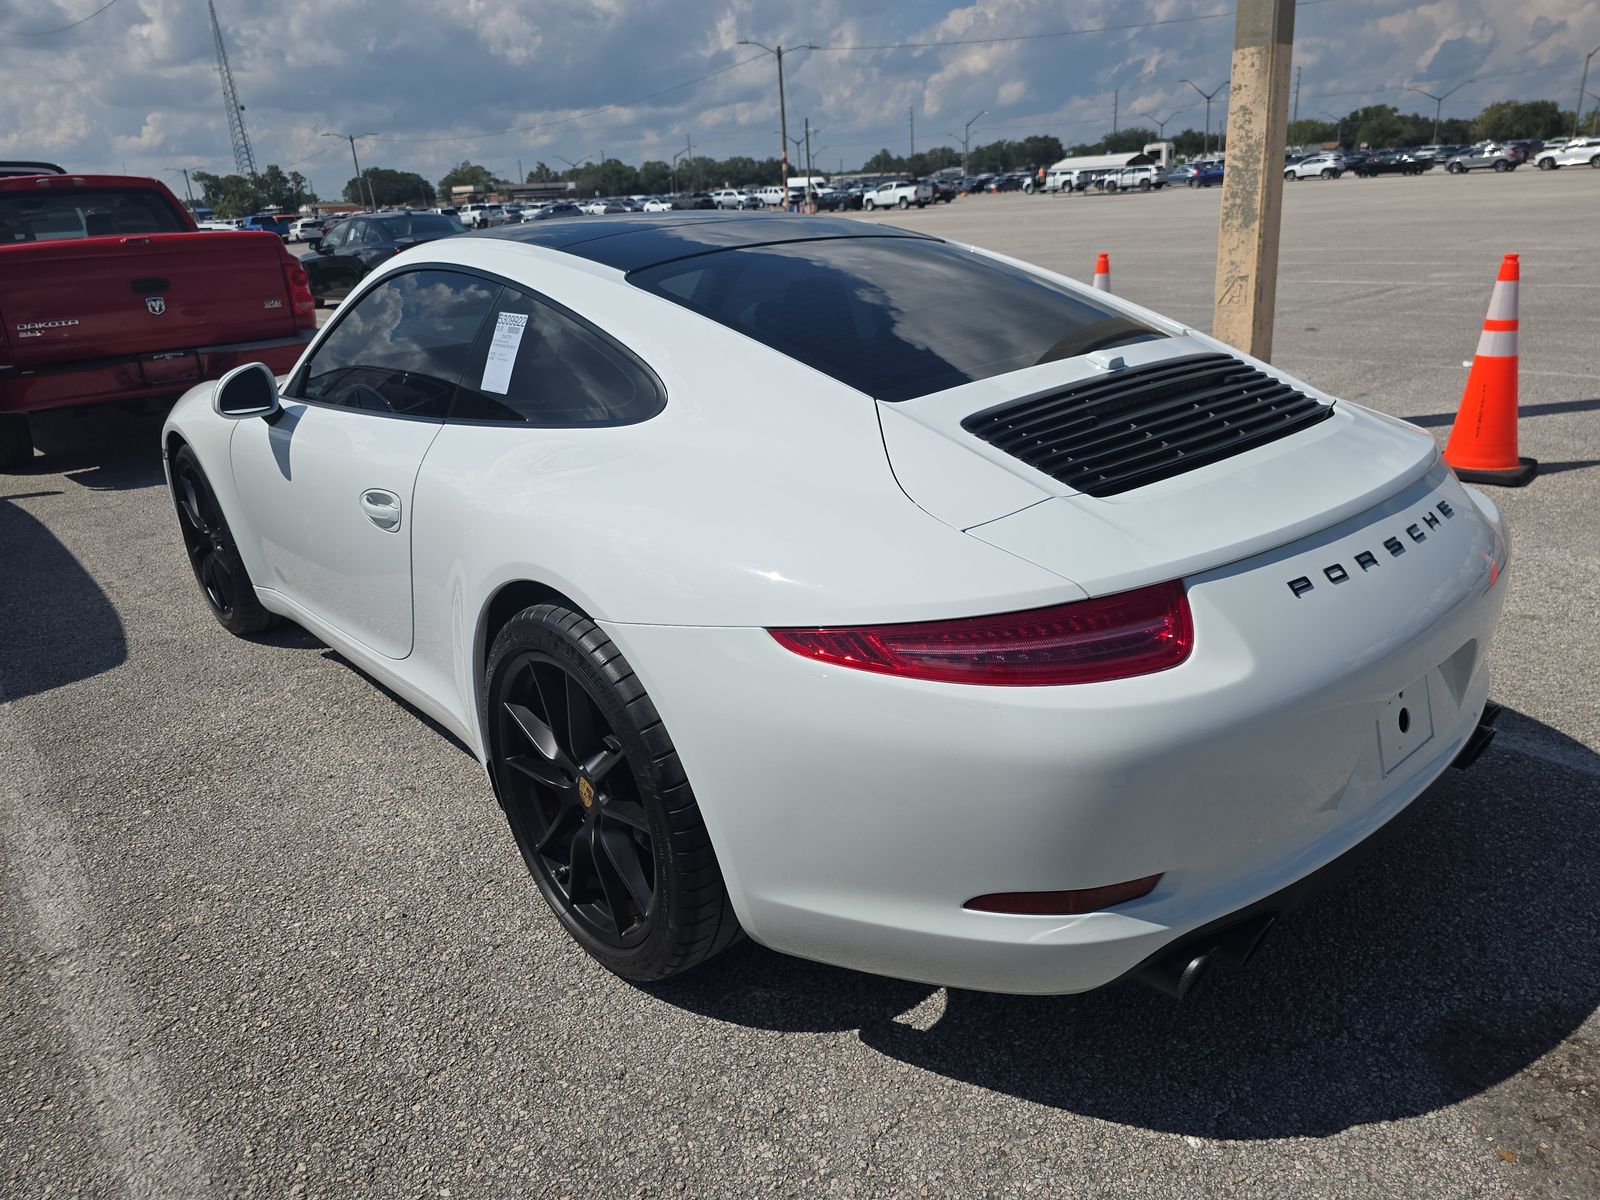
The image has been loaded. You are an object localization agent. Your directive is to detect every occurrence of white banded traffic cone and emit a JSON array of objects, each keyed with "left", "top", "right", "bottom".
[{"left": 1092, "top": 252, "right": 1111, "bottom": 292}]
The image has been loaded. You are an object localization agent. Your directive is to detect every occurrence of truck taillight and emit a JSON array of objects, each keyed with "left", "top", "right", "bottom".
[{"left": 280, "top": 256, "right": 316, "bottom": 328}]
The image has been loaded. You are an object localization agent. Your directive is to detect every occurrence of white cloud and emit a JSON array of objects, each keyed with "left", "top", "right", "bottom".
[{"left": 0, "top": 0, "right": 1595, "bottom": 185}]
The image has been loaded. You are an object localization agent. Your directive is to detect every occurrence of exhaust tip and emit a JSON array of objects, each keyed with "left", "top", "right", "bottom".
[
  {"left": 1136, "top": 946, "right": 1216, "bottom": 1000},
  {"left": 1452, "top": 724, "right": 1497, "bottom": 771}
]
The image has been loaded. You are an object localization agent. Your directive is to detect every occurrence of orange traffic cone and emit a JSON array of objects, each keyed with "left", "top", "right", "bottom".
[
  {"left": 1092, "top": 252, "right": 1111, "bottom": 292},
  {"left": 1443, "top": 253, "right": 1537, "bottom": 486}
]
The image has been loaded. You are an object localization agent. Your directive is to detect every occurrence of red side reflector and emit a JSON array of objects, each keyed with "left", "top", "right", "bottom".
[
  {"left": 768, "top": 580, "right": 1192, "bottom": 686},
  {"left": 965, "top": 875, "right": 1163, "bottom": 915}
]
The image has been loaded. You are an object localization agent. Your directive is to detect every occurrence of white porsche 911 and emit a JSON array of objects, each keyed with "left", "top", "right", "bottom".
[{"left": 162, "top": 214, "right": 1509, "bottom": 998}]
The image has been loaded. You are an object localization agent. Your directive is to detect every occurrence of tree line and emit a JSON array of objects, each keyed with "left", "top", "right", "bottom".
[{"left": 183, "top": 97, "right": 1589, "bottom": 216}]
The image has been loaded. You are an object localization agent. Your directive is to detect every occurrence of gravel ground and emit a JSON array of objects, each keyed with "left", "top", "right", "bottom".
[{"left": 3, "top": 168, "right": 1597, "bottom": 1200}]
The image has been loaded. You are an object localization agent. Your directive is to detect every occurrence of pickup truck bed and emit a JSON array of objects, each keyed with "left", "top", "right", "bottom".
[{"left": 0, "top": 172, "right": 316, "bottom": 468}]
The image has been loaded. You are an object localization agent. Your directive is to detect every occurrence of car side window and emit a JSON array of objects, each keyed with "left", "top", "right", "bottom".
[
  {"left": 363, "top": 222, "right": 389, "bottom": 245},
  {"left": 450, "top": 286, "right": 665, "bottom": 427},
  {"left": 290, "top": 269, "right": 501, "bottom": 419},
  {"left": 323, "top": 221, "right": 349, "bottom": 249}
]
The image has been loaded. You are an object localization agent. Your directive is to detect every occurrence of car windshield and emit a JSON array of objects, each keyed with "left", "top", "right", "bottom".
[
  {"left": 0, "top": 187, "right": 188, "bottom": 241},
  {"left": 378, "top": 214, "right": 465, "bottom": 237},
  {"left": 630, "top": 236, "right": 1165, "bottom": 403}
]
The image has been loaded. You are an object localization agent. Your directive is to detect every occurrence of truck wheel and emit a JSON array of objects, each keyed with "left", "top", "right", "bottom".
[
  {"left": 0, "top": 413, "right": 32, "bottom": 471},
  {"left": 897, "top": 197, "right": 909, "bottom": 209},
  {"left": 864, "top": 199, "right": 875, "bottom": 211}
]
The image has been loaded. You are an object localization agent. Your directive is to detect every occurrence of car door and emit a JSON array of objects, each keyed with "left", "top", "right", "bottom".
[{"left": 229, "top": 268, "right": 501, "bottom": 658}]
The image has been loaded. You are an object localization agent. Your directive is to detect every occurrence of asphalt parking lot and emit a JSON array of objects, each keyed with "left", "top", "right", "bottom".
[{"left": 3, "top": 169, "right": 1597, "bottom": 1199}]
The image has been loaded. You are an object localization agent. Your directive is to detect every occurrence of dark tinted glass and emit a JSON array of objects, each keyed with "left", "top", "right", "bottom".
[
  {"left": 377, "top": 214, "right": 464, "bottom": 238},
  {"left": 0, "top": 188, "right": 187, "bottom": 242},
  {"left": 630, "top": 237, "right": 1164, "bottom": 402},
  {"left": 294, "top": 269, "right": 500, "bottom": 418},
  {"left": 451, "top": 287, "right": 664, "bottom": 426}
]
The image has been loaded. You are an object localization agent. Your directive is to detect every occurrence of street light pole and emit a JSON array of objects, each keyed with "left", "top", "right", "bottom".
[
  {"left": 739, "top": 39, "right": 819, "bottom": 202},
  {"left": 1575, "top": 46, "right": 1600, "bottom": 139},
  {"left": 961, "top": 109, "right": 988, "bottom": 176},
  {"left": 1318, "top": 110, "right": 1344, "bottom": 149},
  {"left": 1404, "top": 81, "right": 1467, "bottom": 146},
  {"left": 1134, "top": 109, "right": 1185, "bottom": 140},
  {"left": 1181, "top": 79, "right": 1228, "bottom": 156},
  {"left": 323, "top": 131, "right": 375, "bottom": 210}
]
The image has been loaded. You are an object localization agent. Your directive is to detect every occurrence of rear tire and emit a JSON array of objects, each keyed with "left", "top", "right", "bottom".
[
  {"left": 485, "top": 604, "right": 741, "bottom": 982},
  {"left": 0, "top": 412, "right": 32, "bottom": 471},
  {"left": 1321, "top": 168, "right": 1335, "bottom": 179},
  {"left": 897, "top": 197, "right": 909, "bottom": 209},
  {"left": 1138, "top": 179, "right": 1151, "bottom": 191},
  {"left": 1493, "top": 160, "right": 1509, "bottom": 173},
  {"left": 170, "top": 445, "right": 277, "bottom": 636}
]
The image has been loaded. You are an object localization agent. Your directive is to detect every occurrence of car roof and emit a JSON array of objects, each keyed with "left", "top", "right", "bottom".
[{"left": 465, "top": 212, "right": 936, "bottom": 272}]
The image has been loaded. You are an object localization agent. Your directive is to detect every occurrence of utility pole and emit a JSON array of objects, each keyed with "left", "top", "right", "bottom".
[
  {"left": 738, "top": 40, "right": 818, "bottom": 201},
  {"left": 1212, "top": 0, "right": 1294, "bottom": 361},
  {"left": 909, "top": 106, "right": 915, "bottom": 158},
  {"left": 323, "top": 132, "right": 375, "bottom": 210},
  {"left": 805, "top": 117, "right": 817, "bottom": 212},
  {"left": 1574, "top": 46, "right": 1600, "bottom": 139},
  {"left": 1404, "top": 81, "right": 1467, "bottom": 146},
  {"left": 1112, "top": 89, "right": 1119, "bottom": 137},
  {"left": 1135, "top": 110, "right": 1185, "bottom": 141},
  {"left": 165, "top": 167, "right": 197, "bottom": 209},
  {"left": 1182, "top": 78, "right": 1229, "bottom": 157},
  {"left": 1293, "top": 65, "right": 1301, "bottom": 124}
]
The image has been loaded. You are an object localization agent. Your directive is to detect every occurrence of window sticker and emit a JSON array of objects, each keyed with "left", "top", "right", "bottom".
[{"left": 481, "top": 311, "right": 529, "bottom": 394}]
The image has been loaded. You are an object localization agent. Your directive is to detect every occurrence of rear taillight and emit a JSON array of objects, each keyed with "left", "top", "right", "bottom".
[
  {"left": 965, "top": 875, "right": 1163, "bottom": 915},
  {"left": 280, "top": 256, "right": 316, "bottom": 328},
  {"left": 768, "top": 580, "right": 1192, "bottom": 686}
]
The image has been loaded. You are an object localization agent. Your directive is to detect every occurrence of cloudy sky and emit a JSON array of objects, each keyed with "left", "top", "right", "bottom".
[{"left": 1, "top": 0, "right": 1595, "bottom": 188}]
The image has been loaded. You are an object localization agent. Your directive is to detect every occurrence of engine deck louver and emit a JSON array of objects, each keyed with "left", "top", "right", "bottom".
[{"left": 962, "top": 353, "right": 1334, "bottom": 497}]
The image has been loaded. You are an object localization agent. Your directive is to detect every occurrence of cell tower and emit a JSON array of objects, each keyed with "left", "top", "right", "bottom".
[{"left": 208, "top": 0, "right": 257, "bottom": 177}]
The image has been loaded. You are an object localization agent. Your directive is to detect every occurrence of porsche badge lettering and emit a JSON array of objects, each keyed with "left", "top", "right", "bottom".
[
  {"left": 578, "top": 777, "right": 595, "bottom": 808},
  {"left": 1287, "top": 500, "right": 1455, "bottom": 597}
]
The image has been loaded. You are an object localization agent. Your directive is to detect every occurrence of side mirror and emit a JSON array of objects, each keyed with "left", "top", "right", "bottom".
[
  {"left": 316, "top": 239, "right": 334, "bottom": 254},
  {"left": 213, "top": 362, "right": 281, "bottom": 420}
]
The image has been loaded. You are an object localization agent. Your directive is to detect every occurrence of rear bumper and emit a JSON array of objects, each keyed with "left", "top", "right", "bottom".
[
  {"left": 0, "top": 329, "right": 314, "bottom": 415},
  {"left": 602, "top": 471, "right": 1510, "bottom": 995}
]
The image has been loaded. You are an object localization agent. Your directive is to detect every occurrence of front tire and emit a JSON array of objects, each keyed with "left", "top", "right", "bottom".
[
  {"left": 485, "top": 605, "right": 740, "bottom": 982},
  {"left": 170, "top": 444, "right": 276, "bottom": 636},
  {"left": 1448, "top": 162, "right": 1465, "bottom": 173},
  {"left": 0, "top": 412, "right": 32, "bottom": 471},
  {"left": 864, "top": 198, "right": 876, "bottom": 211},
  {"left": 1538, "top": 157, "right": 1555, "bottom": 170}
]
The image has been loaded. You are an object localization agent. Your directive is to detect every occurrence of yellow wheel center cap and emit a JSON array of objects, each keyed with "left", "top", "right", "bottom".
[{"left": 578, "top": 776, "right": 595, "bottom": 809}]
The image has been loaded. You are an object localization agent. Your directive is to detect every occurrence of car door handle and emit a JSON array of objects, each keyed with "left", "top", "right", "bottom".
[{"left": 360, "top": 489, "right": 402, "bottom": 532}]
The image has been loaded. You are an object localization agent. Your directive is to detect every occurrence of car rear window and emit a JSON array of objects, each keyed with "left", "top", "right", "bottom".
[
  {"left": 628, "top": 236, "right": 1164, "bottom": 402},
  {"left": 379, "top": 214, "right": 464, "bottom": 237},
  {"left": 0, "top": 188, "right": 188, "bottom": 242}
]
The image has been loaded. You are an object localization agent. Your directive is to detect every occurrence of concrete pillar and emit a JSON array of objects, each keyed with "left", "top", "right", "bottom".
[{"left": 1212, "top": 0, "right": 1296, "bottom": 361}]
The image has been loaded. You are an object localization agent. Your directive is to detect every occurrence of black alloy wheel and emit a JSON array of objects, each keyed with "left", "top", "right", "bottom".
[
  {"left": 1493, "top": 160, "right": 1509, "bottom": 172},
  {"left": 485, "top": 605, "right": 739, "bottom": 981},
  {"left": 170, "top": 445, "right": 275, "bottom": 635}
]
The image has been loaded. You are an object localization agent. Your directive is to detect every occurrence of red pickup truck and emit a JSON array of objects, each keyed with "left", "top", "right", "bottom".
[{"left": 0, "top": 165, "right": 317, "bottom": 468}]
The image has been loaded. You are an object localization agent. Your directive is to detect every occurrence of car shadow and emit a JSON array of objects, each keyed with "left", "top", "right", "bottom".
[
  {"left": 22, "top": 404, "right": 172, "bottom": 491},
  {"left": 0, "top": 498, "right": 127, "bottom": 701},
  {"left": 1408, "top": 396, "right": 1600, "bottom": 428},
  {"left": 644, "top": 710, "right": 1600, "bottom": 1139}
]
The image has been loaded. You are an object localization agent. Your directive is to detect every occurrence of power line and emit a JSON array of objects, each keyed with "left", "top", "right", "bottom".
[
  {"left": 375, "top": 51, "right": 769, "bottom": 144},
  {"left": 0, "top": 0, "right": 122, "bottom": 36}
]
